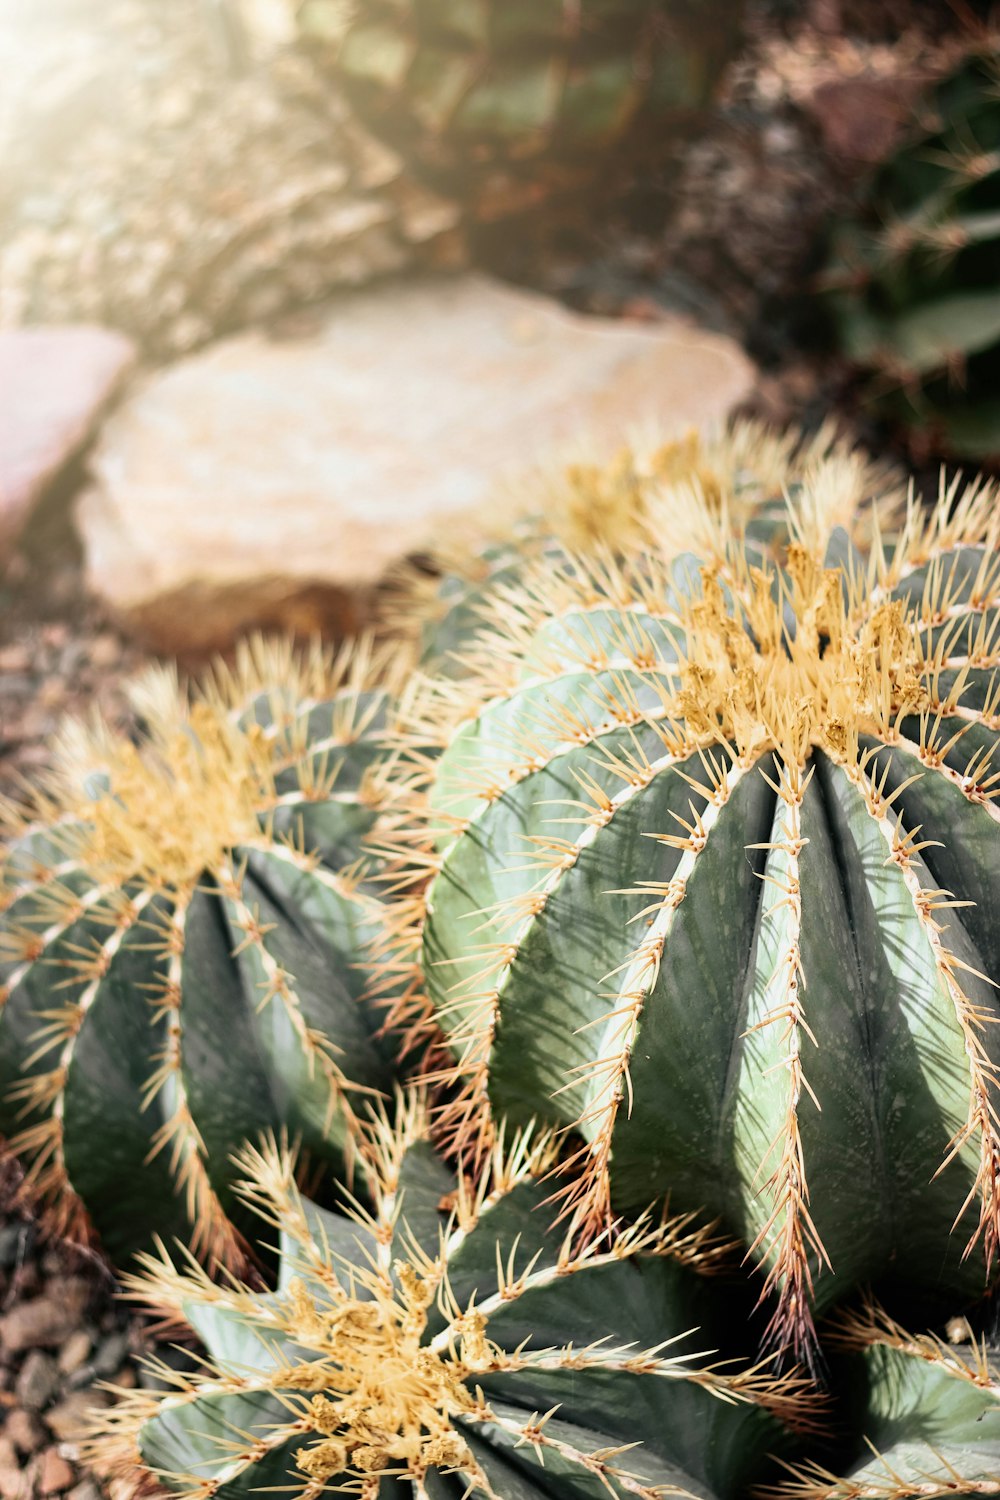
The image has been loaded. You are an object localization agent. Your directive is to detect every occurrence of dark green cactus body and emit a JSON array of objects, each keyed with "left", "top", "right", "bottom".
[
  {"left": 410, "top": 485, "right": 1000, "bottom": 1360},
  {"left": 295, "top": 0, "right": 744, "bottom": 211},
  {"left": 775, "top": 1306, "right": 1000, "bottom": 1500},
  {"left": 827, "top": 49, "right": 1000, "bottom": 461},
  {"left": 0, "top": 644, "right": 400, "bottom": 1266},
  {"left": 90, "top": 1099, "right": 804, "bottom": 1500}
]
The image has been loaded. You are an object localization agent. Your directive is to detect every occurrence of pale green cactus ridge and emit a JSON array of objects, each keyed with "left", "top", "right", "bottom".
[
  {"left": 416, "top": 484, "right": 1000, "bottom": 1364},
  {"left": 0, "top": 640, "right": 402, "bottom": 1267}
]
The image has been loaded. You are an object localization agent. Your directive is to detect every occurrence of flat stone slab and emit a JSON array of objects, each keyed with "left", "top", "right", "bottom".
[
  {"left": 81, "top": 274, "right": 755, "bottom": 651},
  {"left": 0, "top": 326, "right": 136, "bottom": 562}
]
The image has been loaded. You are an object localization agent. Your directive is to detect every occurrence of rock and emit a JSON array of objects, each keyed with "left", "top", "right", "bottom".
[
  {"left": 67, "top": 1483, "right": 101, "bottom": 1500},
  {"left": 0, "top": 1465, "right": 22, "bottom": 1500},
  {"left": 56, "top": 1333, "right": 91, "bottom": 1378},
  {"left": 0, "top": 1282, "right": 90, "bottom": 1355},
  {"left": 43, "top": 1391, "right": 108, "bottom": 1444},
  {"left": 89, "top": 1331, "right": 129, "bottom": 1379},
  {"left": 38, "top": 1448, "right": 75, "bottom": 1495},
  {"left": 4, "top": 1406, "right": 45, "bottom": 1454},
  {"left": 80, "top": 274, "right": 755, "bottom": 653},
  {"left": 0, "top": 1224, "right": 33, "bottom": 1274},
  {"left": 15, "top": 1351, "right": 60, "bottom": 1411},
  {"left": 802, "top": 74, "right": 926, "bottom": 164},
  {"left": 0, "top": 327, "right": 136, "bottom": 564}
]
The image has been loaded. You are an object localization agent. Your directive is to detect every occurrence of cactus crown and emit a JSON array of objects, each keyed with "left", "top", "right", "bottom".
[
  {"left": 89, "top": 1092, "right": 808, "bottom": 1499},
  {"left": 395, "top": 423, "right": 900, "bottom": 681},
  {"left": 3, "top": 637, "right": 388, "bottom": 892}
]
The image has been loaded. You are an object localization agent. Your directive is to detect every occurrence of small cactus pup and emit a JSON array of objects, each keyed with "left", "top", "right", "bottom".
[
  {"left": 0, "top": 637, "right": 404, "bottom": 1268},
  {"left": 293, "top": 0, "right": 745, "bottom": 216},
  {"left": 401, "top": 422, "right": 899, "bottom": 678},
  {"left": 774, "top": 1304, "right": 1000, "bottom": 1500},
  {"left": 88, "top": 1091, "right": 812, "bottom": 1500},
  {"left": 825, "top": 44, "right": 1000, "bottom": 462},
  {"left": 387, "top": 461, "right": 1000, "bottom": 1364}
]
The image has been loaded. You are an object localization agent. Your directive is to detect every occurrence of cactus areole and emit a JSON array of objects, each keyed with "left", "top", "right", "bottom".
[{"left": 395, "top": 476, "right": 1000, "bottom": 1361}]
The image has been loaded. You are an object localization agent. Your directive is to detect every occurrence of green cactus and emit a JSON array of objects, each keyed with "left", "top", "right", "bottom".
[
  {"left": 0, "top": 638, "right": 404, "bottom": 1268},
  {"left": 774, "top": 1303, "right": 1000, "bottom": 1500},
  {"left": 380, "top": 452, "right": 1000, "bottom": 1364},
  {"left": 826, "top": 45, "right": 1000, "bottom": 462},
  {"left": 293, "top": 0, "right": 744, "bottom": 214},
  {"left": 86, "top": 1090, "right": 810, "bottom": 1499}
]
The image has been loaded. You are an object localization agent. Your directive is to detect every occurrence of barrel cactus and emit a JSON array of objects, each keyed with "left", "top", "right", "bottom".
[
  {"left": 825, "top": 45, "right": 1000, "bottom": 462},
  {"left": 87, "top": 1090, "right": 809, "bottom": 1499},
  {"left": 382, "top": 457, "right": 1000, "bottom": 1363},
  {"left": 775, "top": 1303, "right": 1000, "bottom": 1500},
  {"left": 293, "top": 0, "right": 745, "bottom": 214},
  {"left": 0, "top": 638, "right": 403, "bottom": 1267}
]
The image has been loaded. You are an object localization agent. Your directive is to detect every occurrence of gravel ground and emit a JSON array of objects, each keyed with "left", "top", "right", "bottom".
[{"left": 0, "top": 1160, "right": 138, "bottom": 1500}]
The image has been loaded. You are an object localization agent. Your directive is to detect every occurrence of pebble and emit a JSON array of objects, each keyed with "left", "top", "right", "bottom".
[
  {"left": 4, "top": 1406, "right": 45, "bottom": 1455},
  {"left": 15, "top": 1350, "right": 60, "bottom": 1411},
  {"left": 87, "top": 633, "right": 120, "bottom": 669},
  {"left": 56, "top": 1334, "right": 91, "bottom": 1378},
  {"left": 0, "top": 645, "right": 32, "bottom": 674},
  {"left": 67, "top": 1483, "right": 102, "bottom": 1500},
  {"left": 0, "top": 1225, "right": 33, "bottom": 1274},
  {"left": 44, "top": 1391, "right": 109, "bottom": 1444},
  {"left": 89, "top": 1333, "right": 128, "bottom": 1379},
  {"left": 0, "top": 1282, "right": 90, "bottom": 1355},
  {"left": 0, "top": 1465, "right": 22, "bottom": 1500},
  {"left": 39, "top": 1449, "right": 76, "bottom": 1495}
]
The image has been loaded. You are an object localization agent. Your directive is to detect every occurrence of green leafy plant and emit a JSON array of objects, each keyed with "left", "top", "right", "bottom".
[
  {"left": 87, "top": 1090, "right": 810, "bottom": 1499},
  {"left": 0, "top": 639, "right": 404, "bottom": 1267},
  {"left": 293, "top": 0, "right": 744, "bottom": 214},
  {"left": 380, "top": 454, "right": 1000, "bottom": 1364},
  {"left": 774, "top": 1303, "right": 1000, "bottom": 1500},
  {"left": 826, "top": 45, "right": 1000, "bottom": 462}
]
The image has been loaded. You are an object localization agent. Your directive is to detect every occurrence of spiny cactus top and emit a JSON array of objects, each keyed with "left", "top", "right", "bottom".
[
  {"left": 774, "top": 1303, "right": 1000, "bottom": 1500},
  {"left": 382, "top": 461, "right": 1000, "bottom": 1364},
  {"left": 88, "top": 1092, "right": 808, "bottom": 1500},
  {"left": 294, "top": 0, "right": 744, "bottom": 213},
  {"left": 0, "top": 639, "right": 403, "bottom": 1267},
  {"left": 826, "top": 44, "right": 1000, "bottom": 461},
  {"left": 403, "top": 422, "right": 899, "bottom": 677}
]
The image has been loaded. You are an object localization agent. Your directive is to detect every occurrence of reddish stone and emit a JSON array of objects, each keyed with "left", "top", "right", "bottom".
[
  {"left": 0, "top": 1281, "right": 90, "bottom": 1356},
  {"left": 0, "top": 326, "right": 136, "bottom": 562},
  {"left": 804, "top": 74, "right": 928, "bottom": 164},
  {"left": 38, "top": 1448, "right": 75, "bottom": 1495}
]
